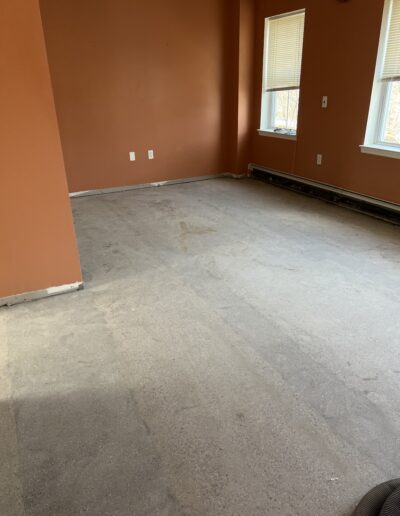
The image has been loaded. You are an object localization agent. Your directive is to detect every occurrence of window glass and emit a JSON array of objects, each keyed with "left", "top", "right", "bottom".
[
  {"left": 382, "top": 81, "right": 400, "bottom": 144},
  {"left": 364, "top": 0, "right": 400, "bottom": 152},
  {"left": 260, "top": 10, "right": 305, "bottom": 135},
  {"left": 273, "top": 89, "right": 300, "bottom": 132}
]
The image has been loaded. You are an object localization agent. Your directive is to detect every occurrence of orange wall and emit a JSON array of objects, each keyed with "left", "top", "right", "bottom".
[
  {"left": 2, "top": 0, "right": 396, "bottom": 300},
  {"left": 237, "top": 0, "right": 256, "bottom": 174},
  {"left": 40, "top": 0, "right": 247, "bottom": 193},
  {"left": 224, "top": 0, "right": 256, "bottom": 176},
  {"left": 0, "top": 0, "right": 82, "bottom": 299},
  {"left": 252, "top": 0, "right": 400, "bottom": 205}
]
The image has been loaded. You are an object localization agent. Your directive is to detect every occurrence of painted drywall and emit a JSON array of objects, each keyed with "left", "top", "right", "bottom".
[
  {"left": 228, "top": 0, "right": 256, "bottom": 175},
  {"left": 237, "top": 0, "right": 256, "bottom": 174},
  {"left": 252, "top": 0, "right": 400, "bottom": 205},
  {"left": 0, "top": 0, "right": 82, "bottom": 299},
  {"left": 40, "top": 0, "right": 253, "bottom": 193}
]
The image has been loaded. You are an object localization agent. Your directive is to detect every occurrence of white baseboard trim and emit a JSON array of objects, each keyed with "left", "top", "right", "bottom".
[
  {"left": 0, "top": 281, "right": 83, "bottom": 308},
  {"left": 69, "top": 173, "right": 244, "bottom": 199},
  {"left": 249, "top": 163, "right": 400, "bottom": 214}
]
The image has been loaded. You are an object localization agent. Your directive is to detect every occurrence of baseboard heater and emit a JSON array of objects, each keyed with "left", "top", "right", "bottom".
[{"left": 249, "top": 164, "right": 400, "bottom": 225}]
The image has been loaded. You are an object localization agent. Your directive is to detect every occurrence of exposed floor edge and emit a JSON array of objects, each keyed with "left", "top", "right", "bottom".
[
  {"left": 69, "top": 173, "right": 245, "bottom": 199},
  {"left": 0, "top": 282, "right": 84, "bottom": 308},
  {"left": 249, "top": 164, "right": 400, "bottom": 224}
]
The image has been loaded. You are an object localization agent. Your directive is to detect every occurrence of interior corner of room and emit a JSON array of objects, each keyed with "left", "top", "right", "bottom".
[{"left": 2, "top": 0, "right": 400, "bottom": 514}]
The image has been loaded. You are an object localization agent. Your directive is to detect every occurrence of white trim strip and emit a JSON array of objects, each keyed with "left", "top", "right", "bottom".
[
  {"left": 0, "top": 282, "right": 83, "bottom": 308},
  {"left": 69, "top": 173, "right": 242, "bottom": 199},
  {"left": 249, "top": 163, "right": 400, "bottom": 213},
  {"left": 360, "top": 144, "right": 400, "bottom": 160}
]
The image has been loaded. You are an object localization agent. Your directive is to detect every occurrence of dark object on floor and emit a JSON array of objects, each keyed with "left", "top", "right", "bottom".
[
  {"left": 354, "top": 479, "right": 400, "bottom": 515},
  {"left": 380, "top": 487, "right": 400, "bottom": 516}
]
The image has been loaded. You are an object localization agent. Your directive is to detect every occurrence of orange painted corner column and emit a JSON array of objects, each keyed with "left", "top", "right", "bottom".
[
  {"left": 228, "top": 0, "right": 256, "bottom": 176},
  {"left": 0, "top": 0, "right": 82, "bottom": 300},
  {"left": 237, "top": 0, "right": 256, "bottom": 175}
]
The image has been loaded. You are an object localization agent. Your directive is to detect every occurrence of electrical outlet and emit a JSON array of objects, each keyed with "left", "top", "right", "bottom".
[
  {"left": 317, "top": 154, "right": 323, "bottom": 166},
  {"left": 322, "top": 96, "right": 328, "bottom": 108},
  {"left": 129, "top": 151, "right": 136, "bottom": 161},
  {"left": 148, "top": 150, "right": 154, "bottom": 160}
]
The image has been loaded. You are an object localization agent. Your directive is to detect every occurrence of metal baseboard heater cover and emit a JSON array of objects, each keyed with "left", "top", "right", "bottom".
[{"left": 250, "top": 165, "right": 400, "bottom": 225}]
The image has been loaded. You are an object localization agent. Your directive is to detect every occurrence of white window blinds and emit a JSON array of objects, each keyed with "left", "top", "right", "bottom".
[
  {"left": 382, "top": 0, "right": 400, "bottom": 81},
  {"left": 263, "top": 10, "right": 305, "bottom": 92}
]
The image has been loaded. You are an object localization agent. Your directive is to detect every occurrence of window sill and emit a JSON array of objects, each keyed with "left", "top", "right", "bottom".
[
  {"left": 257, "top": 129, "right": 297, "bottom": 141},
  {"left": 360, "top": 144, "right": 400, "bottom": 159}
]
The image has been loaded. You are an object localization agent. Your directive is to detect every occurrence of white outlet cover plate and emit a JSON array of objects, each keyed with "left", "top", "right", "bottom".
[
  {"left": 148, "top": 150, "right": 154, "bottom": 160},
  {"left": 129, "top": 152, "right": 136, "bottom": 161}
]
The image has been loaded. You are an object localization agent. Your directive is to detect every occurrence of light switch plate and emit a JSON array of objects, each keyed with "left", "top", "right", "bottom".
[
  {"left": 129, "top": 152, "right": 136, "bottom": 161},
  {"left": 148, "top": 150, "right": 154, "bottom": 160}
]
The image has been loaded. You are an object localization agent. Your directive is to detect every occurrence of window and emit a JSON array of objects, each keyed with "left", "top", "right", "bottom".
[
  {"left": 363, "top": 0, "right": 400, "bottom": 158},
  {"left": 259, "top": 9, "right": 305, "bottom": 138}
]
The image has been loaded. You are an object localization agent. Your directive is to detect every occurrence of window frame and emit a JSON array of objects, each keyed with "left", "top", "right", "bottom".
[
  {"left": 362, "top": 0, "right": 400, "bottom": 158},
  {"left": 258, "top": 9, "right": 305, "bottom": 140}
]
